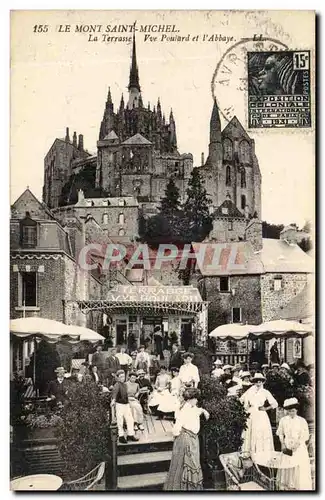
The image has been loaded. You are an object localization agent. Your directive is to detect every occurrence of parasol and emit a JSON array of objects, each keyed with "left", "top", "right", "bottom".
[
  {"left": 209, "top": 323, "right": 254, "bottom": 340},
  {"left": 248, "top": 320, "right": 313, "bottom": 340},
  {"left": 10, "top": 317, "right": 80, "bottom": 342}
]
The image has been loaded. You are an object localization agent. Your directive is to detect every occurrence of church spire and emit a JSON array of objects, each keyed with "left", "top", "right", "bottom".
[
  {"left": 206, "top": 98, "right": 222, "bottom": 167},
  {"left": 128, "top": 28, "right": 140, "bottom": 92},
  {"left": 210, "top": 98, "right": 221, "bottom": 144}
]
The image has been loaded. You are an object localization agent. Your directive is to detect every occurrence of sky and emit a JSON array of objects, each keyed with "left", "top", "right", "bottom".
[{"left": 10, "top": 10, "right": 315, "bottom": 227}]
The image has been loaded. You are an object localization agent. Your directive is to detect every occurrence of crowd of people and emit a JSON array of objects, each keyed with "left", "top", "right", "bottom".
[{"left": 17, "top": 342, "right": 313, "bottom": 491}]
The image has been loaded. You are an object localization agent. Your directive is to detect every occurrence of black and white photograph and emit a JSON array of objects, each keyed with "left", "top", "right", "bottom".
[{"left": 9, "top": 10, "right": 315, "bottom": 492}]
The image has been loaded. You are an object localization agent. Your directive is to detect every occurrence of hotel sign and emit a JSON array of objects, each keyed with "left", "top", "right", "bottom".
[{"left": 106, "top": 286, "right": 202, "bottom": 303}]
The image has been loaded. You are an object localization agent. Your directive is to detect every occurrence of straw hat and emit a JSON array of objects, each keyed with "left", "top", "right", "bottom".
[
  {"left": 283, "top": 397, "right": 299, "bottom": 410},
  {"left": 261, "top": 364, "right": 269, "bottom": 369},
  {"left": 54, "top": 367, "right": 66, "bottom": 373},
  {"left": 240, "top": 371, "right": 251, "bottom": 379},
  {"left": 251, "top": 372, "right": 265, "bottom": 382},
  {"left": 136, "top": 369, "right": 145, "bottom": 376},
  {"left": 281, "top": 363, "right": 290, "bottom": 371},
  {"left": 223, "top": 364, "right": 233, "bottom": 371},
  {"left": 213, "top": 359, "right": 223, "bottom": 365},
  {"left": 271, "top": 363, "right": 280, "bottom": 368}
]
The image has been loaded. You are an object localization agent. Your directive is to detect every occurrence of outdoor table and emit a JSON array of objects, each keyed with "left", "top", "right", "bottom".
[
  {"left": 10, "top": 474, "right": 63, "bottom": 491},
  {"left": 252, "top": 451, "right": 296, "bottom": 490}
]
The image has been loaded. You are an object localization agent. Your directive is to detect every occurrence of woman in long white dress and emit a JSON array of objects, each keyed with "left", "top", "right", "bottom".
[
  {"left": 276, "top": 398, "right": 313, "bottom": 490},
  {"left": 158, "top": 366, "right": 181, "bottom": 415},
  {"left": 240, "top": 372, "right": 278, "bottom": 456},
  {"left": 148, "top": 366, "right": 171, "bottom": 411}
]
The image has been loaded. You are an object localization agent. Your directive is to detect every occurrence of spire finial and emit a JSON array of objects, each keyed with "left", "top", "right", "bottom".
[
  {"left": 128, "top": 23, "right": 140, "bottom": 92},
  {"left": 107, "top": 87, "right": 112, "bottom": 104}
]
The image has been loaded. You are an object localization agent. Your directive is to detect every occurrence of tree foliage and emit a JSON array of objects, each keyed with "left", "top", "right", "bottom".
[
  {"left": 298, "top": 237, "right": 312, "bottom": 253},
  {"left": 27, "top": 340, "right": 61, "bottom": 395},
  {"left": 262, "top": 221, "right": 284, "bottom": 239},
  {"left": 183, "top": 168, "right": 213, "bottom": 242},
  {"left": 56, "top": 381, "right": 111, "bottom": 480},
  {"left": 199, "top": 375, "right": 248, "bottom": 465},
  {"left": 139, "top": 173, "right": 213, "bottom": 245}
]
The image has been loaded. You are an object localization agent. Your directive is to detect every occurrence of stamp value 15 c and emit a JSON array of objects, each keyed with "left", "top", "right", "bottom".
[{"left": 247, "top": 50, "right": 311, "bottom": 129}]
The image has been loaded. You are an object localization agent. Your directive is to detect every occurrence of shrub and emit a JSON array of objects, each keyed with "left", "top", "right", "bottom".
[
  {"left": 189, "top": 346, "right": 214, "bottom": 376},
  {"left": 56, "top": 381, "right": 111, "bottom": 480},
  {"left": 199, "top": 375, "right": 248, "bottom": 467},
  {"left": 264, "top": 371, "right": 295, "bottom": 407}
]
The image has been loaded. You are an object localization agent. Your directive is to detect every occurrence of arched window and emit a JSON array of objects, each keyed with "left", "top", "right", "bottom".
[
  {"left": 241, "top": 194, "right": 246, "bottom": 210},
  {"left": 118, "top": 213, "right": 124, "bottom": 225},
  {"left": 241, "top": 169, "right": 246, "bottom": 188},
  {"left": 239, "top": 140, "right": 250, "bottom": 163},
  {"left": 118, "top": 228, "right": 125, "bottom": 236},
  {"left": 102, "top": 213, "right": 108, "bottom": 224},
  {"left": 226, "top": 166, "right": 231, "bottom": 186},
  {"left": 223, "top": 138, "right": 233, "bottom": 160}
]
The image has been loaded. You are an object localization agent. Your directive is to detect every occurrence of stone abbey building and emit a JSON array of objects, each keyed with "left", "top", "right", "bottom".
[{"left": 43, "top": 34, "right": 262, "bottom": 246}]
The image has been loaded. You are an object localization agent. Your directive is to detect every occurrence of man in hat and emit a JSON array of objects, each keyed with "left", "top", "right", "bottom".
[
  {"left": 219, "top": 364, "right": 233, "bottom": 386},
  {"left": 271, "top": 363, "right": 280, "bottom": 374},
  {"left": 105, "top": 348, "right": 121, "bottom": 387},
  {"left": 261, "top": 363, "right": 269, "bottom": 378},
  {"left": 91, "top": 344, "right": 106, "bottom": 378},
  {"left": 170, "top": 344, "right": 183, "bottom": 370},
  {"left": 135, "top": 345, "right": 151, "bottom": 375},
  {"left": 179, "top": 352, "right": 200, "bottom": 388},
  {"left": 270, "top": 341, "right": 280, "bottom": 365},
  {"left": 47, "top": 367, "right": 69, "bottom": 406},
  {"left": 211, "top": 359, "right": 224, "bottom": 379},
  {"left": 136, "top": 368, "right": 153, "bottom": 413}
]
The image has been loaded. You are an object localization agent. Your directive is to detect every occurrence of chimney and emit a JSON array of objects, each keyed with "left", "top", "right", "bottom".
[
  {"left": 78, "top": 134, "right": 84, "bottom": 151},
  {"left": 201, "top": 152, "right": 205, "bottom": 166},
  {"left": 65, "top": 127, "right": 70, "bottom": 143},
  {"left": 73, "top": 131, "right": 77, "bottom": 147}
]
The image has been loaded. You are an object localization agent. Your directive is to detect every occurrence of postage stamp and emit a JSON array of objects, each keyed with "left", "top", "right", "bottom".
[{"left": 247, "top": 50, "right": 311, "bottom": 128}]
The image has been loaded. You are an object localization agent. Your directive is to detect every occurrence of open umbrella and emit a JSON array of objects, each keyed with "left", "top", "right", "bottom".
[
  {"left": 10, "top": 317, "right": 80, "bottom": 341},
  {"left": 248, "top": 320, "right": 313, "bottom": 340},
  {"left": 67, "top": 324, "right": 104, "bottom": 343},
  {"left": 209, "top": 323, "right": 254, "bottom": 341}
]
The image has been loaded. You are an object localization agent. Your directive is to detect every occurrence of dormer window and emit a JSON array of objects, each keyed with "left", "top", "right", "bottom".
[
  {"left": 221, "top": 207, "right": 228, "bottom": 215},
  {"left": 20, "top": 212, "right": 37, "bottom": 248}
]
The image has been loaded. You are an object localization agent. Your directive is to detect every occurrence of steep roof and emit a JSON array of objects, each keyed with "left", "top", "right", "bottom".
[
  {"left": 214, "top": 199, "right": 245, "bottom": 219},
  {"left": 192, "top": 241, "right": 264, "bottom": 276},
  {"left": 122, "top": 133, "right": 152, "bottom": 146},
  {"left": 104, "top": 130, "right": 119, "bottom": 141},
  {"left": 11, "top": 188, "right": 56, "bottom": 220},
  {"left": 272, "top": 282, "right": 314, "bottom": 321},
  {"left": 259, "top": 239, "right": 314, "bottom": 273},
  {"left": 222, "top": 116, "right": 251, "bottom": 141}
]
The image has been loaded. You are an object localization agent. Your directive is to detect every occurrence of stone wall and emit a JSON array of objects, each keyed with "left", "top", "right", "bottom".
[
  {"left": 202, "top": 274, "right": 262, "bottom": 332},
  {"left": 10, "top": 255, "right": 66, "bottom": 321},
  {"left": 261, "top": 272, "right": 309, "bottom": 322},
  {"left": 210, "top": 218, "right": 246, "bottom": 242},
  {"left": 245, "top": 218, "right": 263, "bottom": 251},
  {"left": 75, "top": 205, "right": 139, "bottom": 240}
]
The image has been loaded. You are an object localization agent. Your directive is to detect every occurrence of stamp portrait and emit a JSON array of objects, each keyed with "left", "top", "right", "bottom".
[{"left": 247, "top": 50, "right": 311, "bottom": 128}]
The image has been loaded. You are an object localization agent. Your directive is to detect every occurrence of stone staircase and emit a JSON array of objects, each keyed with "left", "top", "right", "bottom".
[{"left": 117, "top": 436, "right": 173, "bottom": 491}]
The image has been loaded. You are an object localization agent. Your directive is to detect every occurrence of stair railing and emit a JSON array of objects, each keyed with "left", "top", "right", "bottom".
[{"left": 105, "top": 402, "right": 118, "bottom": 490}]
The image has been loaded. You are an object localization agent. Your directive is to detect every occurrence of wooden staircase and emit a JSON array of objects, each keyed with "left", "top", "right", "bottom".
[{"left": 116, "top": 415, "right": 174, "bottom": 491}]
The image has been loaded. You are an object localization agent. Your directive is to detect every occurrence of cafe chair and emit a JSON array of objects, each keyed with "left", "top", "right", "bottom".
[
  {"left": 220, "top": 452, "right": 273, "bottom": 491},
  {"left": 59, "top": 462, "right": 105, "bottom": 491}
]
